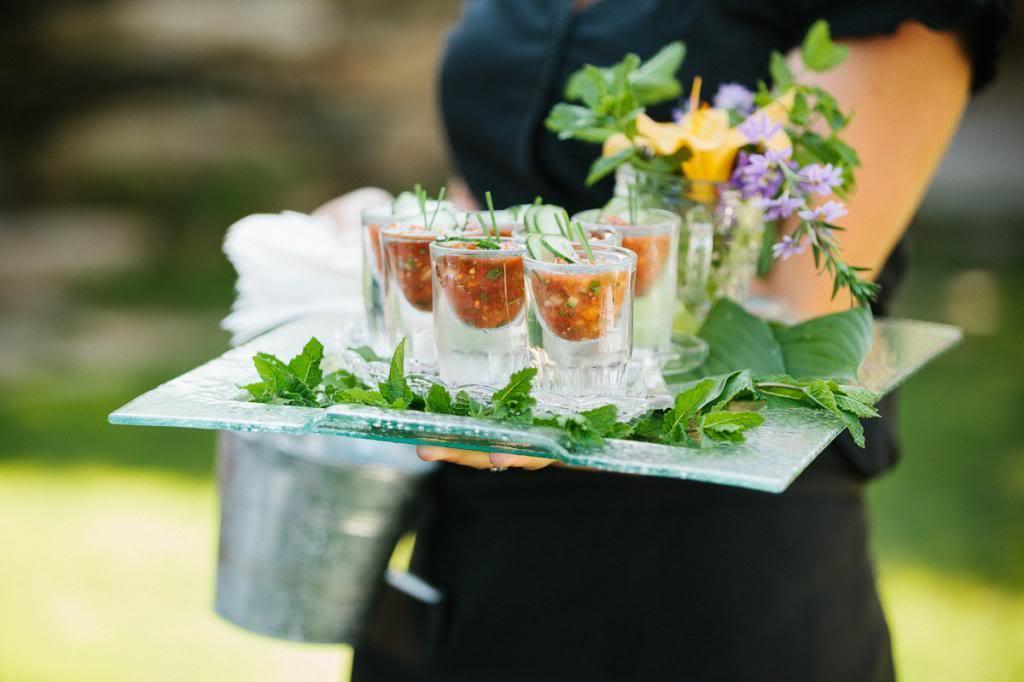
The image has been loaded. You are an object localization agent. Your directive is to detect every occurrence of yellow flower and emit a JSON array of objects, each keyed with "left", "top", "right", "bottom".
[
  {"left": 633, "top": 109, "right": 746, "bottom": 202},
  {"left": 598, "top": 82, "right": 796, "bottom": 203},
  {"left": 602, "top": 132, "right": 653, "bottom": 158}
]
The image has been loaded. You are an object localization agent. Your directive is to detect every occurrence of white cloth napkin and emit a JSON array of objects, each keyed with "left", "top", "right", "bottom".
[{"left": 221, "top": 188, "right": 391, "bottom": 345}]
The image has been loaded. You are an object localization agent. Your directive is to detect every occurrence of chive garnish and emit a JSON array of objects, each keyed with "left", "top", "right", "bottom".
[
  {"left": 484, "top": 190, "right": 500, "bottom": 240},
  {"left": 427, "top": 187, "right": 446, "bottom": 230}
]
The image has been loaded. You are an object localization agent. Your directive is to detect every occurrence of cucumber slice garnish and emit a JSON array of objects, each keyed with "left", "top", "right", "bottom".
[
  {"left": 526, "top": 234, "right": 577, "bottom": 263},
  {"left": 534, "top": 205, "right": 570, "bottom": 235},
  {"left": 428, "top": 209, "right": 460, "bottom": 234},
  {"left": 391, "top": 191, "right": 420, "bottom": 215}
]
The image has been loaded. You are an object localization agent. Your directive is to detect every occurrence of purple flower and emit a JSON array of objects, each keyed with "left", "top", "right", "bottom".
[
  {"left": 738, "top": 112, "right": 782, "bottom": 145},
  {"left": 671, "top": 106, "right": 686, "bottom": 123},
  {"left": 772, "top": 235, "right": 807, "bottom": 260},
  {"left": 713, "top": 83, "right": 755, "bottom": 115},
  {"left": 798, "top": 200, "right": 847, "bottom": 223},
  {"left": 730, "top": 149, "right": 794, "bottom": 200},
  {"left": 760, "top": 192, "right": 805, "bottom": 220},
  {"left": 797, "top": 163, "right": 844, "bottom": 195}
]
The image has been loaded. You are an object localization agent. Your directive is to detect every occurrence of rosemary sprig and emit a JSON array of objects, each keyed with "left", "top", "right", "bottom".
[{"left": 776, "top": 164, "right": 878, "bottom": 304}]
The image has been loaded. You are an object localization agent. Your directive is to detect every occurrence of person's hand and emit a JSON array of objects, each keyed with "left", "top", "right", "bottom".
[{"left": 417, "top": 446, "right": 555, "bottom": 471}]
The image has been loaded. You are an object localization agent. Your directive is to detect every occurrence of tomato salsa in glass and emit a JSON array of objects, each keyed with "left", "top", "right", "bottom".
[{"left": 432, "top": 240, "right": 525, "bottom": 329}]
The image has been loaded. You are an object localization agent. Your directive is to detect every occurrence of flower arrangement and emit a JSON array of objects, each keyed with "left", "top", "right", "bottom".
[{"left": 546, "top": 20, "right": 879, "bottom": 305}]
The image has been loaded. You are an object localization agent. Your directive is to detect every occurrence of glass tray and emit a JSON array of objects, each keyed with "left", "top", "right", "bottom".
[{"left": 109, "top": 316, "right": 961, "bottom": 493}]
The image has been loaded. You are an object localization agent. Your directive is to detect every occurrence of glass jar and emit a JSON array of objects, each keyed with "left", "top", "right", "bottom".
[{"left": 613, "top": 164, "right": 765, "bottom": 333}]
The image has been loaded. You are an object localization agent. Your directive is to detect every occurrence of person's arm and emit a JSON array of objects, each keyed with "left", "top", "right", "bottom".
[
  {"left": 763, "top": 20, "right": 970, "bottom": 319},
  {"left": 420, "top": 20, "right": 971, "bottom": 470}
]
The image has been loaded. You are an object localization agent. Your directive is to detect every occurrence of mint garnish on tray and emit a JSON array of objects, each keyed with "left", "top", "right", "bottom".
[{"left": 242, "top": 332, "right": 881, "bottom": 451}]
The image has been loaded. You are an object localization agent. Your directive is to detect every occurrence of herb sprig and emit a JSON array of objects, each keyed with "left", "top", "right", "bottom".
[
  {"left": 415, "top": 184, "right": 448, "bottom": 231},
  {"left": 243, "top": 337, "right": 881, "bottom": 451}
]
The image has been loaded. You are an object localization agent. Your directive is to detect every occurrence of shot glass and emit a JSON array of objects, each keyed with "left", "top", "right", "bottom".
[
  {"left": 524, "top": 245, "right": 636, "bottom": 395},
  {"left": 360, "top": 204, "right": 398, "bottom": 350},
  {"left": 573, "top": 208, "right": 679, "bottom": 354},
  {"left": 380, "top": 223, "right": 443, "bottom": 364},
  {"left": 430, "top": 238, "right": 529, "bottom": 387},
  {"left": 362, "top": 200, "right": 453, "bottom": 352}
]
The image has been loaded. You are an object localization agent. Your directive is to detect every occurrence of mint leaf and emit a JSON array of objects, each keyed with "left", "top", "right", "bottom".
[
  {"left": 698, "top": 411, "right": 765, "bottom": 443},
  {"left": 378, "top": 338, "right": 416, "bottom": 408},
  {"left": 333, "top": 387, "right": 388, "bottom": 407},
  {"left": 838, "top": 409, "right": 866, "bottom": 448},
  {"left": 452, "top": 390, "right": 488, "bottom": 418},
  {"left": 630, "top": 41, "right": 686, "bottom": 104},
  {"left": 801, "top": 20, "right": 849, "bottom": 72},
  {"left": 287, "top": 337, "right": 324, "bottom": 388},
  {"left": 836, "top": 395, "right": 879, "bottom": 419},
  {"left": 709, "top": 370, "right": 755, "bottom": 411},
  {"left": 424, "top": 383, "right": 454, "bottom": 414},
  {"left": 663, "top": 379, "right": 721, "bottom": 445},
  {"left": 350, "top": 345, "right": 382, "bottom": 362},
  {"left": 250, "top": 352, "right": 317, "bottom": 406},
  {"left": 579, "top": 404, "right": 619, "bottom": 435},
  {"left": 553, "top": 413, "right": 606, "bottom": 450},
  {"left": 803, "top": 379, "right": 840, "bottom": 415},
  {"left": 836, "top": 384, "right": 880, "bottom": 406},
  {"left": 490, "top": 367, "right": 537, "bottom": 422},
  {"left": 585, "top": 146, "right": 637, "bottom": 186},
  {"left": 769, "top": 50, "right": 794, "bottom": 91},
  {"left": 323, "top": 369, "right": 362, "bottom": 390}
]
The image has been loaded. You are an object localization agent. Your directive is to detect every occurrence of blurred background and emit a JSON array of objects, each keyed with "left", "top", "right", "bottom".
[{"left": 1, "top": 2, "right": 1021, "bottom": 681}]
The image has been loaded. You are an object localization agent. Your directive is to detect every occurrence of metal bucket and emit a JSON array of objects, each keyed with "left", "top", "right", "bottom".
[{"left": 214, "top": 431, "right": 435, "bottom": 644}]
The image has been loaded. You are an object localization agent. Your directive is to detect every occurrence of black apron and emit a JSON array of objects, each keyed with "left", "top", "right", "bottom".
[{"left": 353, "top": 2, "right": 1007, "bottom": 679}]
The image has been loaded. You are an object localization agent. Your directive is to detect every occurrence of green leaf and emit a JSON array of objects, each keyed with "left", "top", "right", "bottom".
[
  {"left": 490, "top": 367, "right": 538, "bottom": 422},
  {"left": 836, "top": 384, "right": 880, "bottom": 406},
  {"left": 769, "top": 50, "right": 794, "bottom": 91},
  {"left": 553, "top": 413, "right": 606, "bottom": 450},
  {"left": 771, "top": 305, "right": 873, "bottom": 381},
  {"left": 565, "top": 64, "right": 609, "bottom": 109},
  {"left": 630, "top": 41, "right": 686, "bottom": 104},
  {"left": 452, "top": 390, "right": 488, "bottom": 418},
  {"left": 349, "top": 345, "right": 382, "bottom": 362},
  {"left": 838, "top": 409, "right": 866, "bottom": 448},
  {"left": 287, "top": 337, "right": 324, "bottom": 388},
  {"left": 378, "top": 338, "right": 416, "bottom": 408},
  {"left": 424, "top": 383, "right": 454, "bottom": 414},
  {"left": 803, "top": 379, "right": 840, "bottom": 415},
  {"left": 801, "top": 20, "right": 849, "bottom": 72},
  {"left": 585, "top": 146, "right": 637, "bottom": 186},
  {"left": 579, "top": 404, "right": 620, "bottom": 435},
  {"left": 663, "top": 379, "right": 722, "bottom": 444},
  {"left": 699, "top": 411, "right": 765, "bottom": 443},
  {"left": 333, "top": 387, "right": 388, "bottom": 407},
  {"left": 545, "top": 104, "right": 618, "bottom": 143},
  {"left": 836, "top": 395, "right": 879, "bottom": 419},
  {"left": 251, "top": 353, "right": 317, "bottom": 406},
  {"left": 323, "top": 369, "right": 362, "bottom": 390},
  {"left": 694, "top": 300, "right": 787, "bottom": 377},
  {"left": 630, "top": 412, "right": 665, "bottom": 442},
  {"left": 710, "top": 370, "right": 755, "bottom": 411}
]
